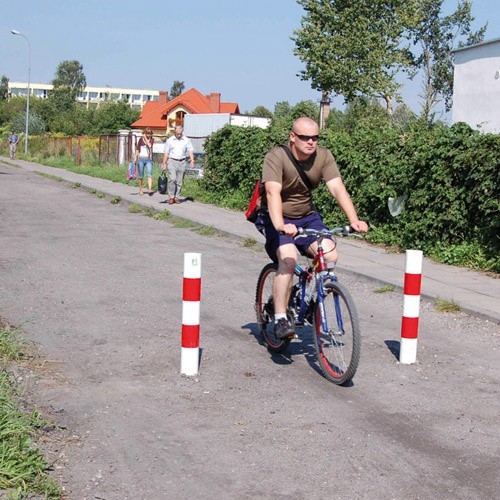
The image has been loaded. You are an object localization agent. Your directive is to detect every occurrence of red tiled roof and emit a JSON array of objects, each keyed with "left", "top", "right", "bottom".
[
  {"left": 220, "top": 102, "right": 240, "bottom": 113},
  {"left": 132, "top": 88, "right": 240, "bottom": 129}
]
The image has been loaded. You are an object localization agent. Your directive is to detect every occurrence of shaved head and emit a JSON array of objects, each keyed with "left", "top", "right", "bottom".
[{"left": 292, "top": 117, "right": 318, "bottom": 132}]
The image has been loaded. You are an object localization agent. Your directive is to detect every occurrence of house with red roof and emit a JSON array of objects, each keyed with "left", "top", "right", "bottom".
[{"left": 131, "top": 87, "right": 240, "bottom": 134}]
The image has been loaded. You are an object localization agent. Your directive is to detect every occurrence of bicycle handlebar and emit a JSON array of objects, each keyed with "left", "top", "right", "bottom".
[{"left": 295, "top": 226, "right": 363, "bottom": 239}]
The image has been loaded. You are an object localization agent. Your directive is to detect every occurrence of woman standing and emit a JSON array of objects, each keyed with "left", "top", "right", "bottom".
[{"left": 134, "top": 127, "right": 155, "bottom": 196}]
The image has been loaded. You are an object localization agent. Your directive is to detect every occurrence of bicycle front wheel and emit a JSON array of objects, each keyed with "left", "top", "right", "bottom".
[
  {"left": 255, "top": 263, "right": 291, "bottom": 354},
  {"left": 313, "top": 280, "right": 361, "bottom": 385}
]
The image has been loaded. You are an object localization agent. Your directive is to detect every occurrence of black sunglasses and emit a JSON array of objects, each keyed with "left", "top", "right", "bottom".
[{"left": 293, "top": 133, "right": 319, "bottom": 142}]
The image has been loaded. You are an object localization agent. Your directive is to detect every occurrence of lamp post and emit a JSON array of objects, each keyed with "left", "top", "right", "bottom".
[{"left": 11, "top": 29, "right": 31, "bottom": 155}]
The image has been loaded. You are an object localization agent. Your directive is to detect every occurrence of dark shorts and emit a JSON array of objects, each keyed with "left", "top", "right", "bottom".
[{"left": 255, "top": 211, "right": 330, "bottom": 263}]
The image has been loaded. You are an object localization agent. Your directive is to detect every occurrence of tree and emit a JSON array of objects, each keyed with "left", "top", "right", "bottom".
[
  {"left": 0, "top": 76, "right": 9, "bottom": 101},
  {"left": 0, "top": 96, "right": 27, "bottom": 127},
  {"left": 249, "top": 105, "right": 273, "bottom": 118},
  {"left": 11, "top": 111, "right": 46, "bottom": 135},
  {"left": 170, "top": 81, "right": 185, "bottom": 98},
  {"left": 48, "top": 105, "right": 90, "bottom": 135},
  {"left": 50, "top": 60, "right": 86, "bottom": 111},
  {"left": 91, "top": 101, "right": 140, "bottom": 134},
  {"left": 270, "top": 100, "right": 320, "bottom": 141},
  {"left": 407, "top": 0, "right": 486, "bottom": 123},
  {"left": 293, "top": 0, "right": 413, "bottom": 114}
]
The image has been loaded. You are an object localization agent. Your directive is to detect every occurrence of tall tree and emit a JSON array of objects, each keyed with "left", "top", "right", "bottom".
[
  {"left": 0, "top": 75, "right": 9, "bottom": 101},
  {"left": 170, "top": 80, "right": 185, "bottom": 98},
  {"left": 50, "top": 60, "right": 86, "bottom": 111},
  {"left": 293, "top": 0, "right": 413, "bottom": 114},
  {"left": 407, "top": 0, "right": 486, "bottom": 123}
]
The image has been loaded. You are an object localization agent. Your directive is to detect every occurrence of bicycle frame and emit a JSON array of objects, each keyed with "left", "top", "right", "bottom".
[{"left": 292, "top": 234, "right": 338, "bottom": 329}]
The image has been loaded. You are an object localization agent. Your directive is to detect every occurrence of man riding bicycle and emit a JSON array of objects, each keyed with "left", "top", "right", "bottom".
[{"left": 256, "top": 117, "right": 368, "bottom": 339}]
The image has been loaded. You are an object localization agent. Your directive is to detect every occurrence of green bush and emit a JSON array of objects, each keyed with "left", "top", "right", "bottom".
[
  {"left": 201, "top": 125, "right": 275, "bottom": 209},
  {"left": 200, "top": 120, "right": 499, "bottom": 273}
]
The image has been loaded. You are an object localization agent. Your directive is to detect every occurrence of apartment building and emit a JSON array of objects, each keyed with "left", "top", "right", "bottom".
[{"left": 8, "top": 81, "right": 161, "bottom": 110}]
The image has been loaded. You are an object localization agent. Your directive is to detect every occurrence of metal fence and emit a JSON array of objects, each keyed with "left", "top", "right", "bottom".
[
  {"left": 19, "top": 132, "right": 144, "bottom": 166},
  {"left": 2, "top": 132, "right": 203, "bottom": 174}
]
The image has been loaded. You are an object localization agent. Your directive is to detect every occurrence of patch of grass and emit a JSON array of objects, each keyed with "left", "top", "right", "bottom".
[
  {"left": 241, "top": 237, "right": 257, "bottom": 248},
  {"left": 434, "top": 297, "right": 461, "bottom": 313},
  {"left": 196, "top": 225, "right": 217, "bottom": 236},
  {"left": 128, "top": 203, "right": 144, "bottom": 213},
  {"left": 143, "top": 208, "right": 156, "bottom": 218},
  {"left": 35, "top": 172, "right": 63, "bottom": 182},
  {"left": 374, "top": 284, "right": 395, "bottom": 294},
  {"left": 0, "top": 325, "right": 61, "bottom": 498},
  {"left": 153, "top": 210, "right": 171, "bottom": 221},
  {"left": 72, "top": 182, "right": 81, "bottom": 189},
  {"left": 110, "top": 195, "right": 121, "bottom": 204},
  {"left": 0, "top": 325, "right": 23, "bottom": 361},
  {"left": 170, "top": 217, "right": 198, "bottom": 229},
  {"left": 90, "top": 189, "right": 97, "bottom": 195},
  {"left": 96, "top": 192, "right": 106, "bottom": 199}
]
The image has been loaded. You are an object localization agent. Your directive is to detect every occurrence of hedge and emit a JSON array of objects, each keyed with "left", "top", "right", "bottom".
[{"left": 200, "top": 123, "right": 499, "bottom": 272}]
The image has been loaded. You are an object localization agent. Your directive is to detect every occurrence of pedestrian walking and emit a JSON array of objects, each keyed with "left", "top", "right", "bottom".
[
  {"left": 134, "top": 128, "right": 155, "bottom": 196},
  {"left": 8, "top": 131, "right": 20, "bottom": 160},
  {"left": 161, "top": 125, "right": 195, "bottom": 204}
]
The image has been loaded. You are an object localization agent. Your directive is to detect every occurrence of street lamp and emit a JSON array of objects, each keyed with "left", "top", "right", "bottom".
[{"left": 11, "top": 29, "right": 31, "bottom": 155}]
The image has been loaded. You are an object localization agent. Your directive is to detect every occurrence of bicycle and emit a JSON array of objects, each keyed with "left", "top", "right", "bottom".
[{"left": 255, "top": 226, "right": 362, "bottom": 385}]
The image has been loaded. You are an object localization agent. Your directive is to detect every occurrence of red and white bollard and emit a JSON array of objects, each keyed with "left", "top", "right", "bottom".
[
  {"left": 181, "top": 253, "right": 201, "bottom": 376},
  {"left": 400, "top": 249, "right": 423, "bottom": 364}
]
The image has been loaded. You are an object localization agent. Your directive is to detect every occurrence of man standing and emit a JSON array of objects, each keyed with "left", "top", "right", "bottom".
[
  {"left": 8, "top": 131, "right": 19, "bottom": 160},
  {"left": 257, "top": 116, "right": 368, "bottom": 339},
  {"left": 161, "top": 125, "right": 195, "bottom": 204}
]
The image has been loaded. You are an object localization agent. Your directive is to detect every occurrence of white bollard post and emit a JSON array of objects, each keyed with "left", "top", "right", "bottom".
[
  {"left": 181, "top": 253, "right": 201, "bottom": 376},
  {"left": 400, "top": 250, "right": 423, "bottom": 364}
]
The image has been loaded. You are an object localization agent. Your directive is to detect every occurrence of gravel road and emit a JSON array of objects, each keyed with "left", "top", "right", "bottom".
[{"left": 1, "top": 162, "right": 499, "bottom": 500}]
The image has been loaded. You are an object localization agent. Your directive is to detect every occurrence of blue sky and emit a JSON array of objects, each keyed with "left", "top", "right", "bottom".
[{"left": 2, "top": 0, "right": 498, "bottom": 116}]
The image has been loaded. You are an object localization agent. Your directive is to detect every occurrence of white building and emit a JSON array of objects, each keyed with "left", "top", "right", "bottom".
[
  {"left": 183, "top": 113, "right": 271, "bottom": 154},
  {"left": 452, "top": 37, "right": 500, "bottom": 134},
  {"left": 8, "top": 82, "right": 161, "bottom": 110}
]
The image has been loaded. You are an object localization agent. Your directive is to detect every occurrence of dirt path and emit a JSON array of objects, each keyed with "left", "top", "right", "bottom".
[{"left": 1, "top": 163, "right": 499, "bottom": 499}]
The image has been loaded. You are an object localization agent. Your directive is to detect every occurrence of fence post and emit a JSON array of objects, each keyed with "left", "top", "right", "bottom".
[
  {"left": 77, "top": 136, "right": 82, "bottom": 166},
  {"left": 118, "top": 131, "right": 130, "bottom": 165},
  {"left": 400, "top": 250, "right": 423, "bottom": 364},
  {"left": 181, "top": 253, "right": 202, "bottom": 376}
]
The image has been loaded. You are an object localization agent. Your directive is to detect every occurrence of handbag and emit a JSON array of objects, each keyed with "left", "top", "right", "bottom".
[
  {"left": 245, "top": 179, "right": 263, "bottom": 222},
  {"left": 127, "top": 161, "right": 137, "bottom": 181},
  {"left": 158, "top": 170, "right": 167, "bottom": 194}
]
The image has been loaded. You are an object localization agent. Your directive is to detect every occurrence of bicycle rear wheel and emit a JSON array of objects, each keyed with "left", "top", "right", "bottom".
[
  {"left": 313, "top": 280, "right": 360, "bottom": 385},
  {"left": 255, "top": 263, "right": 291, "bottom": 354}
]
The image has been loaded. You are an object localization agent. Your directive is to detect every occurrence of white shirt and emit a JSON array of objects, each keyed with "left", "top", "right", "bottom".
[{"left": 165, "top": 134, "right": 193, "bottom": 160}]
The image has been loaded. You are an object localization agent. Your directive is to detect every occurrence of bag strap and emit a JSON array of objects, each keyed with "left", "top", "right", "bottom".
[{"left": 278, "top": 145, "right": 313, "bottom": 191}]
